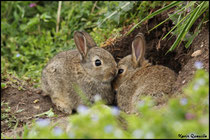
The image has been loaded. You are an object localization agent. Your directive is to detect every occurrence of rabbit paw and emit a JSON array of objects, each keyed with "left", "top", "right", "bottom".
[
  {"left": 52, "top": 98, "right": 72, "bottom": 114},
  {"left": 56, "top": 105, "right": 72, "bottom": 114}
]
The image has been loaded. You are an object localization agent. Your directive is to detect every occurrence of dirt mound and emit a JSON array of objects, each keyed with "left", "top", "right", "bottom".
[
  {"left": 1, "top": 73, "right": 65, "bottom": 135},
  {"left": 173, "top": 27, "right": 209, "bottom": 94}
]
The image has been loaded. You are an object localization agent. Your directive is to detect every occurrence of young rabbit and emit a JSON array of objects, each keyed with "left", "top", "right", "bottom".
[
  {"left": 41, "top": 31, "right": 117, "bottom": 114},
  {"left": 113, "top": 33, "right": 177, "bottom": 114}
]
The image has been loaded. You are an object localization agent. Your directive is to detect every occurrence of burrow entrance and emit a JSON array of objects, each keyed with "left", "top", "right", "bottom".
[{"left": 102, "top": 11, "right": 194, "bottom": 74}]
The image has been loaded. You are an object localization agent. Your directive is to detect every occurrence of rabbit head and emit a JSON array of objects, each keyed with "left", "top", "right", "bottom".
[
  {"left": 113, "top": 33, "right": 151, "bottom": 91},
  {"left": 74, "top": 31, "right": 117, "bottom": 83}
]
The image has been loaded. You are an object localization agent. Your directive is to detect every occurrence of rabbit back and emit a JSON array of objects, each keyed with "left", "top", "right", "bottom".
[
  {"left": 116, "top": 65, "right": 176, "bottom": 113},
  {"left": 41, "top": 50, "right": 84, "bottom": 113}
]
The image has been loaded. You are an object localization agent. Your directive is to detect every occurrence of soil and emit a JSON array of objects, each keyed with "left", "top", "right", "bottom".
[
  {"left": 1, "top": 10, "right": 209, "bottom": 138},
  {"left": 1, "top": 74, "right": 68, "bottom": 137}
]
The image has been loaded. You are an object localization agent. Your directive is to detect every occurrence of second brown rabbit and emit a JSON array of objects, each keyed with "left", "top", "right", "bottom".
[{"left": 113, "top": 33, "right": 177, "bottom": 114}]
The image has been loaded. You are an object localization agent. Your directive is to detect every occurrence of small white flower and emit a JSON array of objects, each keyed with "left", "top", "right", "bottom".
[
  {"left": 132, "top": 129, "right": 143, "bottom": 138},
  {"left": 173, "top": 121, "right": 182, "bottom": 130},
  {"left": 53, "top": 126, "right": 63, "bottom": 136},
  {"left": 145, "top": 131, "right": 154, "bottom": 139},
  {"left": 196, "top": 78, "right": 205, "bottom": 86},
  {"left": 111, "top": 106, "right": 120, "bottom": 116},
  {"left": 137, "top": 100, "right": 145, "bottom": 108},
  {"left": 35, "top": 118, "right": 50, "bottom": 127},
  {"left": 193, "top": 78, "right": 205, "bottom": 91},
  {"left": 114, "top": 129, "right": 123, "bottom": 138},
  {"left": 77, "top": 105, "right": 89, "bottom": 115},
  {"left": 180, "top": 98, "right": 188, "bottom": 106},
  {"left": 68, "top": 132, "right": 75, "bottom": 138},
  {"left": 194, "top": 61, "right": 203, "bottom": 69},
  {"left": 94, "top": 94, "right": 101, "bottom": 102},
  {"left": 91, "top": 114, "right": 99, "bottom": 122},
  {"left": 104, "top": 125, "right": 113, "bottom": 134},
  {"left": 28, "top": 129, "right": 38, "bottom": 137},
  {"left": 16, "top": 54, "right": 20, "bottom": 57},
  {"left": 193, "top": 83, "right": 200, "bottom": 91}
]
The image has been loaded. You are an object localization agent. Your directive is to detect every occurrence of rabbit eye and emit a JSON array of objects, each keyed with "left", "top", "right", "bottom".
[
  {"left": 118, "top": 69, "right": 124, "bottom": 74},
  {"left": 95, "top": 59, "right": 101, "bottom": 66}
]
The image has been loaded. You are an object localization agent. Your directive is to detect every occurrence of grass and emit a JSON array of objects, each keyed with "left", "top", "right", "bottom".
[
  {"left": 1, "top": 1, "right": 166, "bottom": 84},
  {"left": 1, "top": 101, "right": 17, "bottom": 131},
  {"left": 127, "top": 1, "right": 209, "bottom": 53}
]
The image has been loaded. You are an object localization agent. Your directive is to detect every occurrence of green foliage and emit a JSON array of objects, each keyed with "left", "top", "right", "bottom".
[
  {"left": 1, "top": 72, "right": 28, "bottom": 90},
  {"left": 1, "top": 1, "right": 164, "bottom": 85},
  {"left": 7, "top": 69, "right": 208, "bottom": 139},
  {"left": 1, "top": 101, "right": 17, "bottom": 131},
  {"left": 1, "top": 83, "right": 7, "bottom": 89},
  {"left": 34, "top": 108, "right": 55, "bottom": 118},
  {"left": 165, "top": 1, "right": 209, "bottom": 53},
  {"left": 127, "top": 1, "right": 182, "bottom": 35},
  {"left": 128, "top": 1, "right": 209, "bottom": 53},
  {"left": 2, "top": 1, "right": 209, "bottom": 83},
  {"left": 97, "top": 2, "right": 135, "bottom": 27}
]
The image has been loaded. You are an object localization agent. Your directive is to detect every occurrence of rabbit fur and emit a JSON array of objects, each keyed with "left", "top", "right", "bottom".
[
  {"left": 41, "top": 31, "right": 117, "bottom": 114},
  {"left": 113, "top": 33, "right": 177, "bottom": 114}
]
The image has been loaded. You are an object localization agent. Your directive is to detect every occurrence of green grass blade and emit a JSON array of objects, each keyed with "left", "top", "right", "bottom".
[
  {"left": 166, "top": 5, "right": 199, "bottom": 54},
  {"left": 162, "top": 11, "right": 192, "bottom": 40},
  {"left": 166, "top": 1, "right": 208, "bottom": 53},
  {"left": 149, "top": 17, "right": 170, "bottom": 33},
  {"left": 149, "top": 1, "right": 196, "bottom": 33},
  {"left": 126, "top": 1, "right": 182, "bottom": 35},
  {"left": 185, "top": 31, "right": 199, "bottom": 49},
  {"left": 97, "top": 2, "right": 132, "bottom": 27},
  {"left": 142, "top": 1, "right": 182, "bottom": 20},
  {"left": 184, "top": 2, "right": 205, "bottom": 33},
  {"left": 179, "top": 2, "right": 206, "bottom": 45},
  {"left": 162, "top": 1, "right": 198, "bottom": 40},
  {"left": 185, "top": 9, "right": 208, "bottom": 48}
]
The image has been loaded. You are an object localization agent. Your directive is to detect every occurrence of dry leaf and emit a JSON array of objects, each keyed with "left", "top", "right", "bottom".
[
  {"left": 191, "top": 50, "right": 202, "bottom": 57},
  {"left": 33, "top": 99, "right": 39, "bottom": 104}
]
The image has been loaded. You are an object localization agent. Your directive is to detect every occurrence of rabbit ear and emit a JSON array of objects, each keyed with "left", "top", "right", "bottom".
[
  {"left": 74, "top": 31, "right": 88, "bottom": 58},
  {"left": 74, "top": 31, "right": 97, "bottom": 59},
  {"left": 80, "top": 31, "right": 97, "bottom": 48},
  {"left": 131, "top": 33, "right": 146, "bottom": 68}
]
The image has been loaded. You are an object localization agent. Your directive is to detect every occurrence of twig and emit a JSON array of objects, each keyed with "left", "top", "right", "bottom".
[
  {"left": 38, "top": 15, "right": 41, "bottom": 34},
  {"left": 98, "top": 2, "right": 131, "bottom": 27},
  {"left": 6, "top": 1, "right": 13, "bottom": 19},
  {"left": 56, "top": 1, "right": 62, "bottom": 33},
  {"left": 91, "top": 1, "right": 98, "bottom": 13}
]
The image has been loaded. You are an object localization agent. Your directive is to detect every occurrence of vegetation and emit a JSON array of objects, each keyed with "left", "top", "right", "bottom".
[
  {"left": 2, "top": 1, "right": 208, "bottom": 83},
  {"left": 1, "top": 1, "right": 209, "bottom": 84},
  {"left": 2, "top": 68, "right": 208, "bottom": 139},
  {"left": 1, "top": 1, "right": 166, "bottom": 84},
  {"left": 128, "top": 1, "right": 209, "bottom": 53},
  {"left": 1, "top": 1, "right": 209, "bottom": 139}
]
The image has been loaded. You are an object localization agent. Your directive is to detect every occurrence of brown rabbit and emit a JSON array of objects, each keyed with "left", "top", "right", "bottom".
[
  {"left": 113, "top": 33, "right": 177, "bottom": 114},
  {"left": 41, "top": 31, "right": 117, "bottom": 114}
]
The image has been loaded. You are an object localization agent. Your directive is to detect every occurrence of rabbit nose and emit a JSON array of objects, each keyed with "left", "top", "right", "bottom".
[
  {"left": 113, "top": 89, "right": 117, "bottom": 94},
  {"left": 111, "top": 68, "right": 117, "bottom": 77}
]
